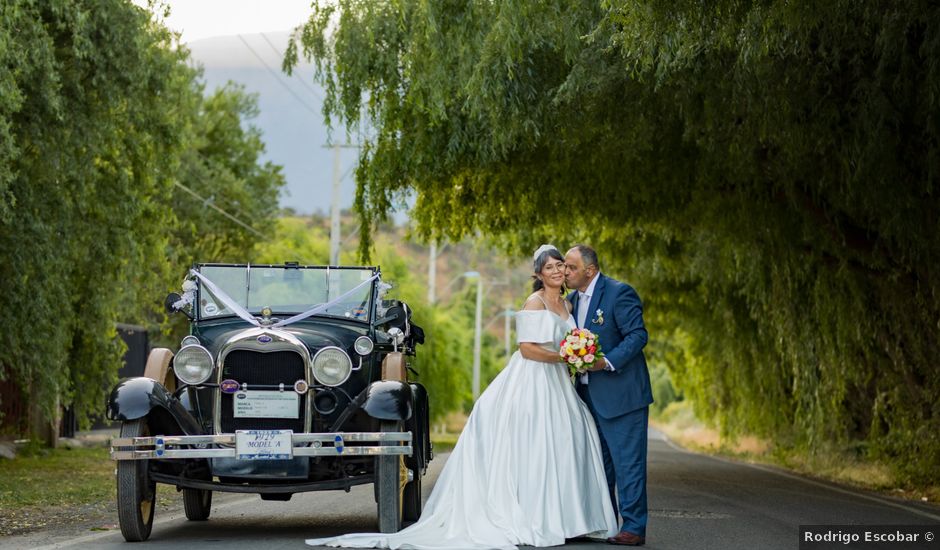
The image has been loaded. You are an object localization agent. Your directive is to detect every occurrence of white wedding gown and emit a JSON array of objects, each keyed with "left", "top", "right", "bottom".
[{"left": 306, "top": 309, "right": 618, "bottom": 549}]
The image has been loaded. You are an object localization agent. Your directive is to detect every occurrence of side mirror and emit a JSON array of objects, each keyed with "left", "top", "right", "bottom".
[
  {"left": 165, "top": 293, "right": 193, "bottom": 319},
  {"left": 165, "top": 293, "right": 182, "bottom": 313}
]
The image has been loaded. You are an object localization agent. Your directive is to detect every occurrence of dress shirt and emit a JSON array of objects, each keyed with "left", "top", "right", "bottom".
[
  {"left": 577, "top": 274, "right": 613, "bottom": 385},
  {"left": 576, "top": 273, "right": 600, "bottom": 328}
]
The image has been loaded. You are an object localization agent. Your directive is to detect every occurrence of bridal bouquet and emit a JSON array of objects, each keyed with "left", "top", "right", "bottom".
[{"left": 559, "top": 328, "right": 603, "bottom": 375}]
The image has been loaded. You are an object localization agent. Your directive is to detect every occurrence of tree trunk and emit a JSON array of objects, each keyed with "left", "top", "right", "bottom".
[{"left": 28, "top": 385, "right": 59, "bottom": 449}]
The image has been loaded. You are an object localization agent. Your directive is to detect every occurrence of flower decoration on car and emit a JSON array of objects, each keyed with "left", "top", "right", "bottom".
[{"left": 173, "top": 278, "right": 197, "bottom": 311}]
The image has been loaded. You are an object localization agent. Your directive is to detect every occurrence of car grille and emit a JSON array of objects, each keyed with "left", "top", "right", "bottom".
[{"left": 219, "top": 350, "right": 306, "bottom": 433}]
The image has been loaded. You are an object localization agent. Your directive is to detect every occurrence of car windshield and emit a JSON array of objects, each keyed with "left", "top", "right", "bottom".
[{"left": 195, "top": 264, "right": 376, "bottom": 322}]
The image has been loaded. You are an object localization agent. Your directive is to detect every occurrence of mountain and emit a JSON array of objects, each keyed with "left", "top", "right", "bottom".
[{"left": 186, "top": 32, "right": 361, "bottom": 217}]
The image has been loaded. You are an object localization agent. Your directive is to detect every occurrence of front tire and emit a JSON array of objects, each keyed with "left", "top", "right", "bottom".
[
  {"left": 183, "top": 488, "right": 212, "bottom": 521},
  {"left": 376, "top": 420, "right": 404, "bottom": 533},
  {"left": 403, "top": 395, "right": 427, "bottom": 523},
  {"left": 116, "top": 419, "right": 156, "bottom": 542},
  {"left": 402, "top": 466, "right": 422, "bottom": 522}
]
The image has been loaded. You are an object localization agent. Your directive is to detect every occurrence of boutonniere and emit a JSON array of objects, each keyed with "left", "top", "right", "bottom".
[{"left": 592, "top": 308, "right": 604, "bottom": 325}]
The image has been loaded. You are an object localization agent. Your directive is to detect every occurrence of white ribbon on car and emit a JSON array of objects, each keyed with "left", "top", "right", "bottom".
[
  {"left": 188, "top": 269, "right": 381, "bottom": 329},
  {"left": 270, "top": 273, "right": 380, "bottom": 328}
]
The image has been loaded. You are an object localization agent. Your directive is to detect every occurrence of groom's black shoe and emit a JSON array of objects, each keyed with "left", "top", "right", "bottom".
[{"left": 606, "top": 531, "right": 645, "bottom": 546}]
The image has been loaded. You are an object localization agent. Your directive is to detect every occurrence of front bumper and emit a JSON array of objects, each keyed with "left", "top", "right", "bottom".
[{"left": 110, "top": 431, "right": 412, "bottom": 460}]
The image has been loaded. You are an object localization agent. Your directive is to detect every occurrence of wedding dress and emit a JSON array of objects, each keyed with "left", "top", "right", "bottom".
[{"left": 306, "top": 307, "right": 617, "bottom": 549}]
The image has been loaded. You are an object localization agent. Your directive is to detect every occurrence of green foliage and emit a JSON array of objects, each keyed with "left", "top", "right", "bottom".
[
  {"left": 0, "top": 0, "right": 190, "bottom": 426},
  {"left": 292, "top": 1, "right": 940, "bottom": 484},
  {"left": 171, "top": 83, "right": 285, "bottom": 268},
  {"left": 0, "top": 0, "right": 284, "bottom": 434}
]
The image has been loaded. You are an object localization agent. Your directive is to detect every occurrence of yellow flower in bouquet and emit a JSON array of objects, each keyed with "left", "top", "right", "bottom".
[{"left": 559, "top": 328, "right": 603, "bottom": 375}]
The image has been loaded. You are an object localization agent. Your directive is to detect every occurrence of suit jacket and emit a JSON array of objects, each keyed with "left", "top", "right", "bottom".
[{"left": 568, "top": 273, "right": 653, "bottom": 418}]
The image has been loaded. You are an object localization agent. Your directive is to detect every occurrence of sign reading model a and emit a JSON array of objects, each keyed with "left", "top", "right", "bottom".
[{"left": 236, "top": 430, "right": 293, "bottom": 460}]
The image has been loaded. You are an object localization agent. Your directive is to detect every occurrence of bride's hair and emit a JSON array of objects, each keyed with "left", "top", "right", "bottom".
[{"left": 532, "top": 247, "right": 566, "bottom": 294}]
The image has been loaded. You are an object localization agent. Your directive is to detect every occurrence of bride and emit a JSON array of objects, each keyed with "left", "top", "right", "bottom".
[{"left": 306, "top": 245, "right": 618, "bottom": 549}]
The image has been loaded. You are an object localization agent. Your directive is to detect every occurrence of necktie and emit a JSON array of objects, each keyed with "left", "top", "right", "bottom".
[
  {"left": 577, "top": 292, "right": 590, "bottom": 328},
  {"left": 578, "top": 292, "right": 591, "bottom": 384}
]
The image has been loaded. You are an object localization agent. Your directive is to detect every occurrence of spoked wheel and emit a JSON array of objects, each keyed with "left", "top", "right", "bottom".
[
  {"left": 183, "top": 488, "right": 212, "bottom": 521},
  {"left": 116, "top": 419, "right": 156, "bottom": 541},
  {"left": 376, "top": 420, "right": 405, "bottom": 533}
]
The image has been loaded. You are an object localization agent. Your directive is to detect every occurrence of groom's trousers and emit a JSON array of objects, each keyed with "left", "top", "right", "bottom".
[{"left": 578, "top": 384, "right": 649, "bottom": 537}]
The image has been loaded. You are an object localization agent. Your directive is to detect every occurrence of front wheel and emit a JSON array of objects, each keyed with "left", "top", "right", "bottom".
[
  {"left": 116, "top": 419, "right": 156, "bottom": 541},
  {"left": 402, "top": 466, "right": 422, "bottom": 523},
  {"left": 376, "top": 421, "right": 404, "bottom": 533},
  {"left": 183, "top": 488, "right": 212, "bottom": 521}
]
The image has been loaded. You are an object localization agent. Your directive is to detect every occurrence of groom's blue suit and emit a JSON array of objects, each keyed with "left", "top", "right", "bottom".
[{"left": 569, "top": 273, "right": 652, "bottom": 537}]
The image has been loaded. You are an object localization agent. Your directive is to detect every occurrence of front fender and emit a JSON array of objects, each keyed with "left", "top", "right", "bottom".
[
  {"left": 361, "top": 380, "right": 413, "bottom": 421},
  {"left": 106, "top": 377, "right": 203, "bottom": 435}
]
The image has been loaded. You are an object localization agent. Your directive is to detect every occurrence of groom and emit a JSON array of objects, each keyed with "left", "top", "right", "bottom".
[{"left": 565, "top": 245, "right": 652, "bottom": 546}]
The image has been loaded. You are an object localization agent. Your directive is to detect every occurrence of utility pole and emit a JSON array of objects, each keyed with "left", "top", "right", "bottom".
[
  {"left": 323, "top": 142, "right": 360, "bottom": 265},
  {"left": 504, "top": 305, "right": 512, "bottom": 358},
  {"left": 472, "top": 276, "right": 483, "bottom": 401},
  {"left": 330, "top": 143, "right": 341, "bottom": 266},
  {"left": 428, "top": 241, "right": 437, "bottom": 304}
]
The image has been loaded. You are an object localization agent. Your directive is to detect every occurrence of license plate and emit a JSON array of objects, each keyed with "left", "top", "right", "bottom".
[
  {"left": 233, "top": 390, "right": 299, "bottom": 418},
  {"left": 236, "top": 430, "right": 293, "bottom": 460}
]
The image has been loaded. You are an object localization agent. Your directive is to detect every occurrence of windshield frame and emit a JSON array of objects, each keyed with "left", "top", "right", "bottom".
[{"left": 193, "top": 263, "right": 379, "bottom": 324}]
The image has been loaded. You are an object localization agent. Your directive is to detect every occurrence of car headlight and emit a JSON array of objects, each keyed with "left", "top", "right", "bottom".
[
  {"left": 354, "top": 336, "right": 374, "bottom": 356},
  {"left": 180, "top": 335, "right": 200, "bottom": 347},
  {"left": 174, "top": 344, "right": 214, "bottom": 385},
  {"left": 312, "top": 347, "right": 353, "bottom": 386}
]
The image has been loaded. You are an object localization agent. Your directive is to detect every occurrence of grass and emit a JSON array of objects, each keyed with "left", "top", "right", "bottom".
[
  {"left": 429, "top": 411, "right": 468, "bottom": 452},
  {"left": 0, "top": 443, "right": 118, "bottom": 536},
  {"left": 430, "top": 432, "right": 459, "bottom": 452},
  {"left": 652, "top": 400, "right": 940, "bottom": 505},
  {"left": 0, "top": 445, "right": 114, "bottom": 509}
]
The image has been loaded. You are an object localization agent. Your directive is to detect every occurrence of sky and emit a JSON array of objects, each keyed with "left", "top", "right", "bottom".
[
  {"left": 128, "top": 1, "right": 406, "bottom": 221},
  {"left": 128, "top": 0, "right": 366, "bottom": 219},
  {"left": 133, "top": 0, "right": 314, "bottom": 43}
]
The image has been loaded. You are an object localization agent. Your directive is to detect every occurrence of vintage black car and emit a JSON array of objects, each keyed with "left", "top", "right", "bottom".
[{"left": 106, "top": 263, "right": 430, "bottom": 541}]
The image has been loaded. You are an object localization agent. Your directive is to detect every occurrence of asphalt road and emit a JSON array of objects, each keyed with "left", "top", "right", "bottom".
[{"left": 5, "top": 428, "right": 939, "bottom": 549}]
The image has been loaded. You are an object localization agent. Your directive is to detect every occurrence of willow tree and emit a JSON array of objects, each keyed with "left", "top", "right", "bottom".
[
  {"left": 290, "top": 1, "right": 940, "bottom": 484},
  {"left": 0, "top": 0, "right": 284, "bottom": 438},
  {"left": 0, "top": 0, "right": 194, "bottom": 437}
]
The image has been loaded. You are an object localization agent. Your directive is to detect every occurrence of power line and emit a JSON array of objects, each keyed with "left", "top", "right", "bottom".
[
  {"left": 173, "top": 182, "right": 267, "bottom": 238},
  {"left": 237, "top": 34, "right": 320, "bottom": 117},
  {"left": 259, "top": 32, "right": 324, "bottom": 102}
]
